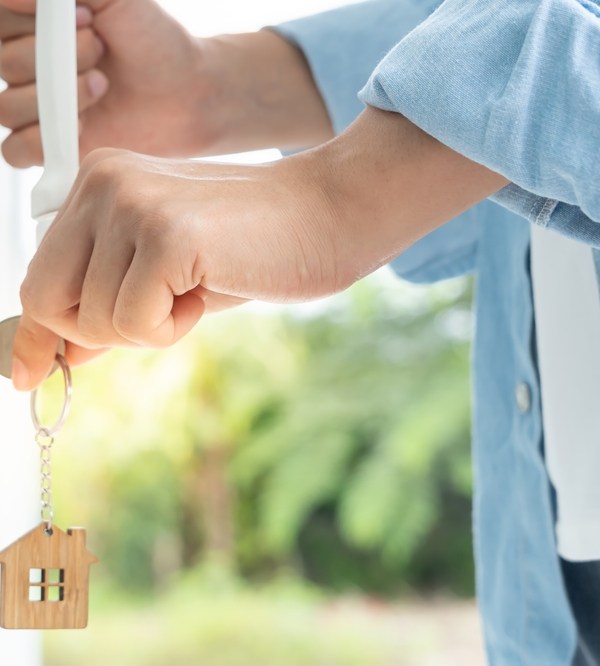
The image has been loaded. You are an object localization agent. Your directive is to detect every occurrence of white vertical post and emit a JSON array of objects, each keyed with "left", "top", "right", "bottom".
[
  {"left": 0, "top": 160, "right": 42, "bottom": 661},
  {"left": 0, "top": 1, "right": 76, "bottom": 658}
]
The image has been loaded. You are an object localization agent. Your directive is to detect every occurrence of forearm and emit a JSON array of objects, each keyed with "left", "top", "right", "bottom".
[
  {"left": 304, "top": 107, "right": 509, "bottom": 287},
  {"left": 198, "top": 0, "right": 442, "bottom": 157},
  {"left": 197, "top": 30, "right": 333, "bottom": 155}
]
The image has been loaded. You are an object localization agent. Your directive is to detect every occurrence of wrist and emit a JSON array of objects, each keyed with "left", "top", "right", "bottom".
[{"left": 196, "top": 31, "right": 333, "bottom": 156}]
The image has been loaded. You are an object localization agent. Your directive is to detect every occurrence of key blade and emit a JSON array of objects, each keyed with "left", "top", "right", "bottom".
[{"left": 0, "top": 316, "right": 21, "bottom": 379}]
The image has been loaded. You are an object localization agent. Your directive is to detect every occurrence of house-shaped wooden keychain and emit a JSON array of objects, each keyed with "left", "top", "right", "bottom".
[{"left": 0, "top": 524, "right": 98, "bottom": 629}]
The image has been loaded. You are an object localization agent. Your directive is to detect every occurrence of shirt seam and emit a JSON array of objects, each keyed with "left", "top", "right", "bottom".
[{"left": 530, "top": 197, "right": 558, "bottom": 228}]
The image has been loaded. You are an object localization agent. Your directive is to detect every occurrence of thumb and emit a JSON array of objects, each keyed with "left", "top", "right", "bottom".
[{"left": 12, "top": 314, "right": 61, "bottom": 391}]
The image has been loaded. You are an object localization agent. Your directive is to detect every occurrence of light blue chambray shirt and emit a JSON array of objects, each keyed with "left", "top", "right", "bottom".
[{"left": 275, "top": 1, "right": 600, "bottom": 663}]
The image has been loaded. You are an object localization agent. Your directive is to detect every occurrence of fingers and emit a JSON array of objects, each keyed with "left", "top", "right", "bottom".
[
  {"left": 1, "top": 121, "right": 41, "bottom": 165},
  {"left": 18, "top": 242, "right": 206, "bottom": 373},
  {"left": 0, "top": 68, "right": 108, "bottom": 166},
  {"left": 0, "top": 68, "right": 108, "bottom": 130},
  {"left": 0, "top": 28, "right": 104, "bottom": 86},
  {"left": 19, "top": 203, "right": 95, "bottom": 347},
  {"left": 0, "top": 4, "right": 92, "bottom": 41},
  {"left": 0, "top": 11, "right": 107, "bottom": 168},
  {"left": 10, "top": 316, "right": 109, "bottom": 391},
  {"left": 77, "top": 231, "right": 137, "bottom": 347},
  {"left": 0, "top": 7, "right": 34, "bottom": 42},
  {"left": 11, "top": 314, "right": 62, "bottom": 391},
  {"left": 0, "top": 1, "right": 36, "bottom": 14},
  {"left": 114, "top": 250, "right": 206, "bottom": 347}
]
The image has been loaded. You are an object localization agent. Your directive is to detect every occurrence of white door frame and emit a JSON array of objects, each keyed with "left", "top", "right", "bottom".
[{"left": 0, "top": 158, "right": 43, "bottom": 664}]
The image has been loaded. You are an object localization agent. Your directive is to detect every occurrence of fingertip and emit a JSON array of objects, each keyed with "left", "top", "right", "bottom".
[
  {"left": 11, "top": 355, "right": 30, "bottom": 391},
  {"left": 2, "top": 126, "right": 43, "bottom": 168}
]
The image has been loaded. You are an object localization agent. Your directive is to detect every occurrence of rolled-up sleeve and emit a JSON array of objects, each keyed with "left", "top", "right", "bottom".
[
  {"left": 359, "top": 0, "right": 600, "bottom": 246},
  {"left": 273, "top": 0, "right": 441, "bottom": 135}
]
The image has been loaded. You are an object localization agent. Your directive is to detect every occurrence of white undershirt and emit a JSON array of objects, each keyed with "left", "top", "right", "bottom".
[{"left": 531, "top": 225, "right": 600, "bottom": 562}]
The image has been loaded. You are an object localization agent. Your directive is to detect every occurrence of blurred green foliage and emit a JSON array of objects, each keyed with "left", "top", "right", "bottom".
[{"left": 51, "top": 273, "right": 475, "bottom": 598}]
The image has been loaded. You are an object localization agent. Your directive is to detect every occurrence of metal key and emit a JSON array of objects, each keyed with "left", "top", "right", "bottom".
[{"left": 0, "top": 316, "right": 21, "bottom": 379}]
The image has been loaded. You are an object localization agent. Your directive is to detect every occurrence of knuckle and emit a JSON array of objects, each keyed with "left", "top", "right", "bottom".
[
  {"left": 76, "top": 311, "right": 106, "bottom": 345},
  {"left": 137, "top": 211, "right": 170, "bottom": 248},
  {"left": 0, "top": 107, "right": 11, "bottom": 131},
  {"left": 2, "top": 127, "right": 41, "bottom": 167},
  {"left": 112, "top": 309, "right": 143, "bottom": 342},
  {"left": 80, "top": 147, "right": 123, "bottom": 173},
  {"left": 77, "top": 28, "right": 103, "bottom": 69},
  {"left": 80, "top": 150, "right": 130, "bottom": 195},
  {"left": 0, "top": 45, "right": 21, "bottom": 84},
  {"left": 1, "top": 136, "right": 21, "bottom": 167},
  {"left": 0, "top": 91, "right": 18, "bottom": 128},
  {"left": 19, "top": 279, "right": 45, "bottom": 319},
  {"left": 134, "top": 198, "right": 176, "bottom": 245}
]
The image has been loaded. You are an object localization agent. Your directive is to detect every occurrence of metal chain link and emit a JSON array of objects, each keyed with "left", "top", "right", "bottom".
[
  {"left": 29, "top": 354, "right": 72, "bottom": 535},
  {"left": 36, "top": 427, "right": 55, "bottom": 533}
]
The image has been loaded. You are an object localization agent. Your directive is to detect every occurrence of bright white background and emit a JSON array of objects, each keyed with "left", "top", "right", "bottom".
[{"left": 162, "top": 0, "right": 349, "bottom": 34}]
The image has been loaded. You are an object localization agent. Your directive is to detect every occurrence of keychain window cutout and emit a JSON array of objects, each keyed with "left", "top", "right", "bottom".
[
  {"left": 29, "top": 586, "right": 44, "bottom": 602},
  {"left": 28, "top": 568, "right": 65, "bottom": 603},
  {"left": 29, "top": 568, "right": 44, "bottom": 584}
]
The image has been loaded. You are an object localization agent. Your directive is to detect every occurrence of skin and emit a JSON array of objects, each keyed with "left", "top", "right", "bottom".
[{"left": 0, "top": 0, "right": 508, "bottom": 391}]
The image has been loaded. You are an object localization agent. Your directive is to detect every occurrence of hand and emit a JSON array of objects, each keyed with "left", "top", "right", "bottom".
[
  {"left": 0, "top": 0, "right": 332, "bottom": 167},
  {"left": 12, "top": 143, "right": 341, "bottom": 389},
  {"left": 11, "top": 108, "right": 508, "bottom": 390},
  {"left": 0, "top": 0, "right": 217, "bottom": 166}
]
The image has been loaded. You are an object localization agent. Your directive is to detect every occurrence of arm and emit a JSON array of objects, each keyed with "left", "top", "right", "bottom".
[
  {"left": 359, "top": 0, "right": 600, "bottom": 240},
  {"left": 0, "top": 0, "right": 482, "bottom": 286},
  {"left": 11, "top": 107, "right": 508, "bottom": 390},
  {"left": 0, "top": 0, "right": 441, "bottom": 164}
]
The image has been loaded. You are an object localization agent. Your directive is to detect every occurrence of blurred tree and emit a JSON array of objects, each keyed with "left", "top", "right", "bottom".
[
  {"left": 234, "top": 276, "right": 474, "bottom": 593},
  {"left": 162, "top": 314, "right": 300, "bottom": 569}
]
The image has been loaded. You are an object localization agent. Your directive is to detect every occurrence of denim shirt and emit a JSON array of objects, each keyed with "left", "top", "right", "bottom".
[{"left": 275, "top": 0, "right": 600, "bottom": 662}]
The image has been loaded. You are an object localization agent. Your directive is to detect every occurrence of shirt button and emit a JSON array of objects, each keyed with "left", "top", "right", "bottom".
[{"left": 515, "top": 382, "right": 532, "bottom": 413}]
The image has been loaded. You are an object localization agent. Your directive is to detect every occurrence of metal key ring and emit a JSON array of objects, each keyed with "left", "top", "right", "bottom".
[{"left": 30, "top": 354, "right": 72, "bottom": 436}]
